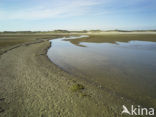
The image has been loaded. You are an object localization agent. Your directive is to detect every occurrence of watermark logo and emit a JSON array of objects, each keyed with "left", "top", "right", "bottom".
[{"left": 121, "top": 105, "right": 154, "bottom": 116}]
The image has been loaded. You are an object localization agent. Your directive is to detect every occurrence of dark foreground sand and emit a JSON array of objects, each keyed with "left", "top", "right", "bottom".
[{"left": 0, "top": 39, "right": 131, "bottom": 117}]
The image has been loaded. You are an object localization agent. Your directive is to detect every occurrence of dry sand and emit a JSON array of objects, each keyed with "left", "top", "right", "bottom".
[{"left": 0, "top": 38, "right": 131, "bottom": 117}]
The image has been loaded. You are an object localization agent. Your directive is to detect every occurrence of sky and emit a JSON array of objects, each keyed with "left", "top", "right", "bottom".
[{"left": 0, "top": 0, "right": 156, "bottom": 31}]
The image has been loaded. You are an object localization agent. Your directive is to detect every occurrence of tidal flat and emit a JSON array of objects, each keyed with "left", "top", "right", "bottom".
[
  {"left": 0, "top": 32, "right": 156, "bottom": 116},
  {"left": 48, "top": 34, "right": 156, "bottom": 109}
]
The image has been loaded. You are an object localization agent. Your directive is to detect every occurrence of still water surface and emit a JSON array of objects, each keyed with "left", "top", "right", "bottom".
[{"left": 47, "top": 35, "right": 156, "bottom": 106}]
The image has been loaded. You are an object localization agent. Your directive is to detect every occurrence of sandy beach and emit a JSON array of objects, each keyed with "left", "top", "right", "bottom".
[{"left": 0, "top": 37, "right": 132, "bottom": 117}]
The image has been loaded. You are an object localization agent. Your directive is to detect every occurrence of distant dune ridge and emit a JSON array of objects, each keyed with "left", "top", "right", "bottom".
[{"left": 1, "top": 29, "right": 156, "bottom": 34}]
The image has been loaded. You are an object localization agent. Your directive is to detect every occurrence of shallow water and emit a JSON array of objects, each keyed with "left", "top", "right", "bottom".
[{"left": 47, "top": 35, "right": 156, "bottom": 107}]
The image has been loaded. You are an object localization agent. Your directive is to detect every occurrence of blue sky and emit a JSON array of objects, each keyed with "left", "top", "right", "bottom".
[{"left": 0, "top": 0, "right": 156, "bottom": 31}]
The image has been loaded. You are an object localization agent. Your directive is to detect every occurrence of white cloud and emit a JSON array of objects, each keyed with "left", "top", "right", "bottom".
[
  {"left": 0, "top": 0, "right": 150, "bottom": 20},
  {"left": 0, "top": 0, "right": 101, "bottom": 20}
]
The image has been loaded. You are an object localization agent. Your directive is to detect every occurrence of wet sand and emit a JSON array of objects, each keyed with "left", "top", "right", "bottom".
[{"left": 0, "top": 37, "right": 132, "bottom": 117}]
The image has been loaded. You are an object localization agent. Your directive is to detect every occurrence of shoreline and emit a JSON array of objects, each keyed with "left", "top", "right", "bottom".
[{"left": 0, "top": 38, "right": 133, "bottom": 116}]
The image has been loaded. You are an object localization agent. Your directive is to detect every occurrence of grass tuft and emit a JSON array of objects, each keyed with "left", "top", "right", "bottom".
[{"left": 70, "top": 83, "right": 85, "bottom": 92}]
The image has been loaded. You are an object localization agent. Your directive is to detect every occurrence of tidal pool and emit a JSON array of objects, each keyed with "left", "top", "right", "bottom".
[{"left": 47, "top": 34, "right": 156, "bottom": 107}]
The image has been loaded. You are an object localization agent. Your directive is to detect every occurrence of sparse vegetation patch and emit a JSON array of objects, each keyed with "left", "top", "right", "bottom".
[{"left": 70, "top": 83, "right": 85, "bottom": 92}]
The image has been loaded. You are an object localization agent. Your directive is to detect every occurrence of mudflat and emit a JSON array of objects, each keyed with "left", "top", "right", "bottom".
[
  {"left": 1, "top": 33, "right": 156, "bottom": 116},
  {"left": 0, "top": 34, "right": 131, "bottom": 117}
]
